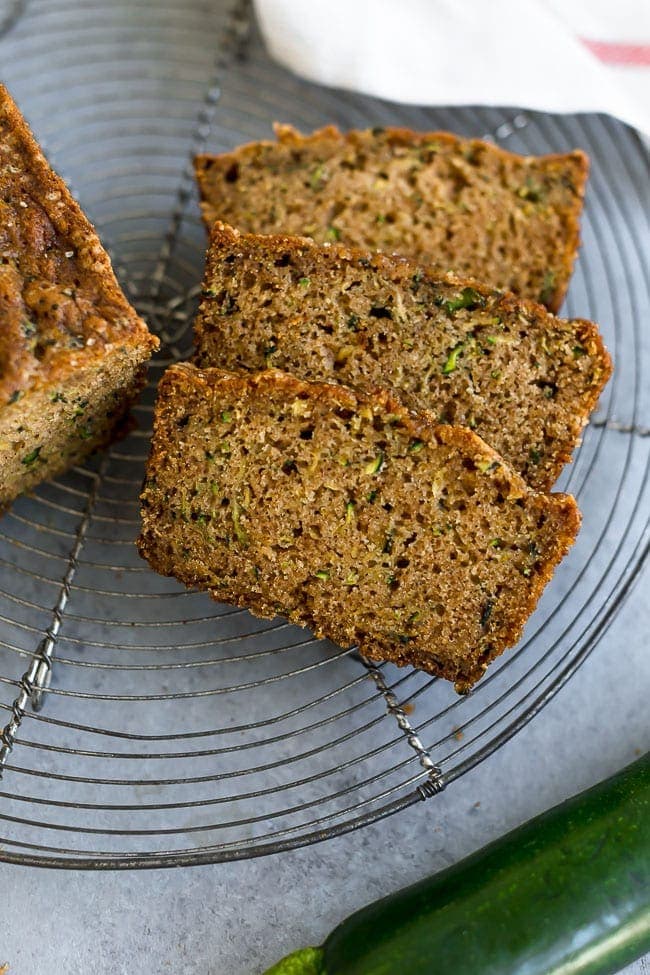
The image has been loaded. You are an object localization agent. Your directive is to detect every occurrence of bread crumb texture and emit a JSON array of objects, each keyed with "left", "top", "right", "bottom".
[
  {"left": 195, "top": 223, "right": 611, "bottom": 490},
  {"left": 139, "top": 364, "right": 580, "bottom": 690},
  {"left": 195, "top": 124, "right": 589, "bottom": 311}
]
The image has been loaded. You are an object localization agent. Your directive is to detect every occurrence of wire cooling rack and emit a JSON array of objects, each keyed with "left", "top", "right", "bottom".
[{"left": 0, "top": 0, "right": 647, "bottom": 869}]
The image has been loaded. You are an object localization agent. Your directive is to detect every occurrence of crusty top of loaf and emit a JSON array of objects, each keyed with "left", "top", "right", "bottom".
[
  {"left": 0, "top": 85, "right": 158, "bottom": 405},
  {"left": 194, "top": 123, "right": 589, "bottom": 311}
]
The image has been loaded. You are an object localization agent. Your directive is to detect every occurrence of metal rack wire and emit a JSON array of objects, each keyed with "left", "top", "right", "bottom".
[{"left": 0, "top": 0, "right": 647, "bottom": 868}]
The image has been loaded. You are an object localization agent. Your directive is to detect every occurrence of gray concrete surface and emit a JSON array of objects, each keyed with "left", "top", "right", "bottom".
[{"left": 0, "top": 559, "right": 648, "bottom": 974}]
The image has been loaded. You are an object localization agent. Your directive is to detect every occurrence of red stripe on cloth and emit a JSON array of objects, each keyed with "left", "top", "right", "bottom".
[{"left": 581, "top": 39, "right": 650, "bottom": 65}]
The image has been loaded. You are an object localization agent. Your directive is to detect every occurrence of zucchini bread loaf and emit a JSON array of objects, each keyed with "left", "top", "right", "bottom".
[
  {"left": 194, "top": 223, "right": 611, "bottom": 491},
  {"left": 138, "top": 363, "right": 580, "bottom": 690},
  {"left": 194, "top": 124, "right": 589, "bottom": 311},
  {"left": 0, "top": 85, "right": 158, "bottom": 508}
]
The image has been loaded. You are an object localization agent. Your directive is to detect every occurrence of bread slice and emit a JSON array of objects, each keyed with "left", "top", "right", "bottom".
[
  {"left": 194, "top": 124, "right": 589, "bottom": 311},
  {"left": 194, "top": 223, "right": 611, "bottom": 491},
  {"left": 0, "top": 85, "right": 159, "bottom": 508},
  {"left": 138, "top": 363, "right": 580, "bottom": 691}
]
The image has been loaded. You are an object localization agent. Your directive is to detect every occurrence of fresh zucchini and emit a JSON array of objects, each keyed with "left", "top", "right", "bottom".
[{"left": 264, "top": 753, "right": 650, "bottom": 975}]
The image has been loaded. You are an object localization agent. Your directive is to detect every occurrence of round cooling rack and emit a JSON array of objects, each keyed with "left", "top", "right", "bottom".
[{"left": 0, "top": 0, "right": 647, "bottom": 869}]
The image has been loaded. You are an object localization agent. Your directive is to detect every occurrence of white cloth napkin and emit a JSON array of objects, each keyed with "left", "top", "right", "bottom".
[{"left": 254, "top": 0, "right": 650, "bottom": 133}]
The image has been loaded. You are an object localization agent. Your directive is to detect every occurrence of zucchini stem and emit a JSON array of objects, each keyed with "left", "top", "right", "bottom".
[{"left": 263, "top": 945, "right": 324, "bottom": 975}]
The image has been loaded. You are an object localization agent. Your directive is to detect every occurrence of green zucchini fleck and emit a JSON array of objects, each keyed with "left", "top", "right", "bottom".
[
  {"left": 517, "top": 176, "right": 546, "bottom": 203},
  {"left": 309, "top": 164, "right": 326, "bottom": 190},
  {"left": 298, "top": 277, "right": 310, "bottom": 288},
  {"left": 347, "top": 313, "right": 360, "bottom": 331},
  {"left": 231, "top": 499, "right": 248, "bottom": 546},
  {"left": 442, "top": 342, "right": 465, "bottom": 375},
  {"left": 539, "top": 270, "right": 556, "bottom": 305},
  {"left": 529, "top": 447, "right": 541, "bottom": 464},
  {"left": 314, "top": 569, "right": 330, "bottom": 581},
  {"left": 21, "top": 446, "right": 43, "bottom": 467},
  {"left": 221, "top": 411, "right": 232, "bottom": 423},
  {"left": 408, "top": 439, "right": 425, "bottom": 454},
  {"left": 365, "top": 452, "right": 385, "bottom": 475},
  {"left": 573, "top": 344, "right": 587, "bottom": 358},
  {"left": 325, "top": 226, "right": 340, "bottom": 242},
  {"left": 345, "top": 501, "right": 355, "bottom": 523},
  {"left": 441, "top": 287, "right": 485, "bottom": 316}
]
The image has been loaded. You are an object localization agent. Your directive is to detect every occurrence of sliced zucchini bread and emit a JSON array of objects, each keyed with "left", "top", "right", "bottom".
[
  {"left": 195, "top": 124, "right": 589, "bottom": 310},
  {"left": 194, "top": 223, "right": 611, "bottom": 490},
  {"left": 138, "top": 364, "right": 580, "bottom": 691}
]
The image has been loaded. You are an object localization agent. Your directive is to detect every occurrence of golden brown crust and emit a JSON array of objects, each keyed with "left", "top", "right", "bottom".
[
  {"left": 0, "top": 85, "right": 159, "bottom": 506},
  {"left": 196, "top": 222, "right": 612, "bottom": 491},
  {"left": 194, "top": 123, "right": 589, "bottom": 311},
  {"left": 139, "top": 363, "right": 580, "bottom": 689},
  {"left": 0, "top": 84, "right": 158, "bottom": 404}
]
